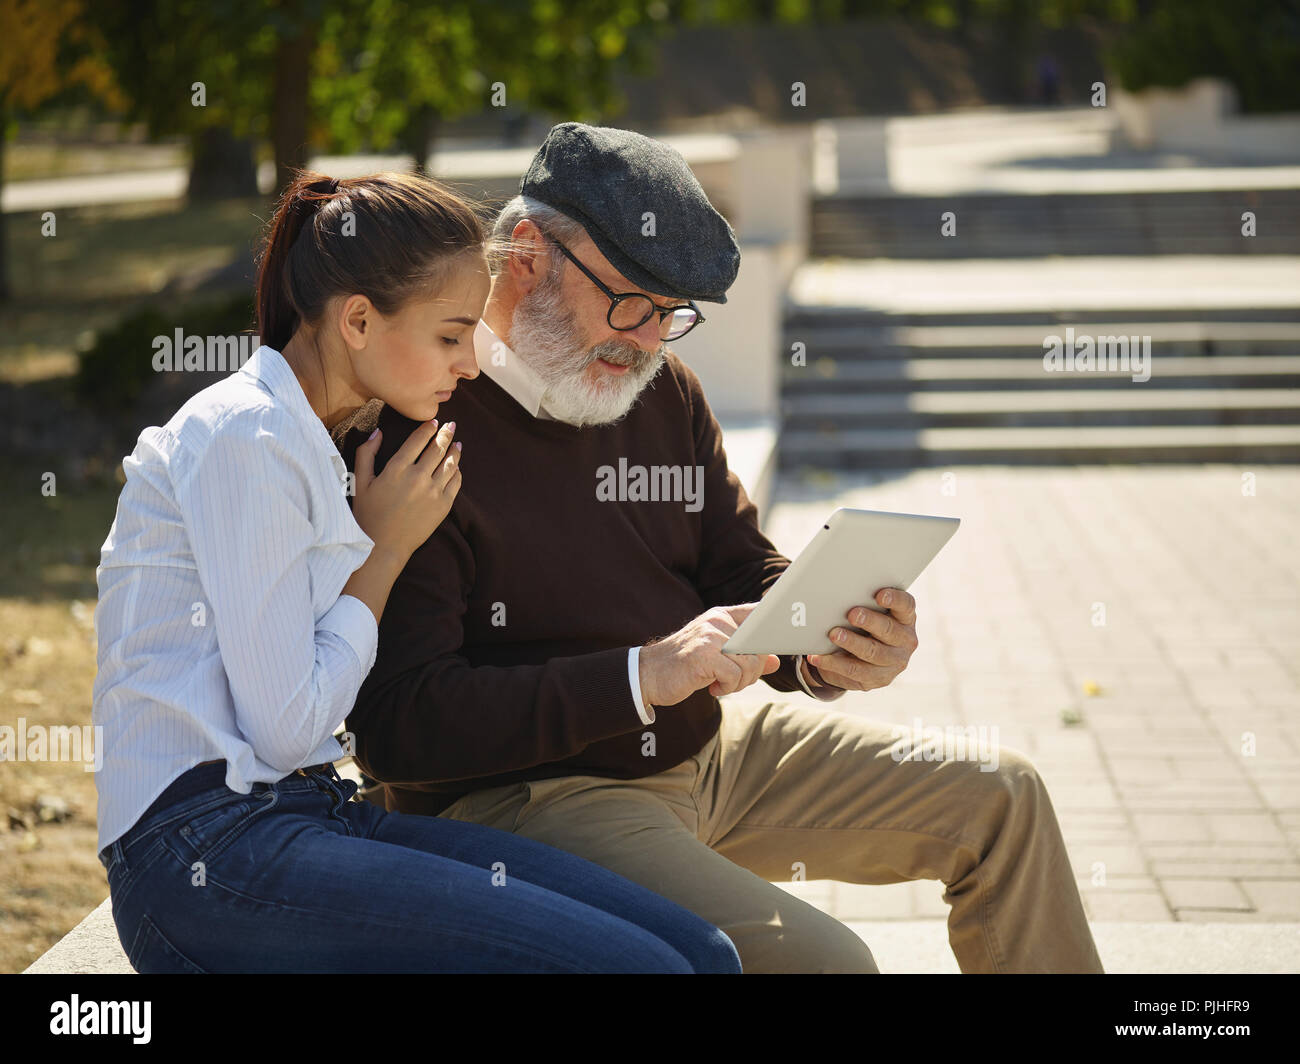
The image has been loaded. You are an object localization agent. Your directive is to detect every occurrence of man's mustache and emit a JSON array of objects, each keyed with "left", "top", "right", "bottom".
[{"left": 583, "top": 340, "right": 663, "bottom": 370}]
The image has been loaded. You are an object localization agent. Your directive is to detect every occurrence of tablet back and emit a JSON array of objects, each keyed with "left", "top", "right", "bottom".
[{"left": 722, "top": 508, "right": 960, "bottom": 656}]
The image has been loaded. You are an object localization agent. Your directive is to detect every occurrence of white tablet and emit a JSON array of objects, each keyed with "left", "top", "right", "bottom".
[{"left": 721, "top": 507, "right": 960, "bottom": 656}]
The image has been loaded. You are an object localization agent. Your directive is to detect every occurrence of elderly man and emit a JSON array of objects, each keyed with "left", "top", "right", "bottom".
[{"left": 331, "top": 122, "right": 1104, "bottom": 974}]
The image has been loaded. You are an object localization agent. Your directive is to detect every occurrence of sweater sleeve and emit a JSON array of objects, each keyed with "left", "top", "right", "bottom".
[
  {"left": 677, "top": 359, "right": 842, "bottom": 699},
  {"left": 338, "top": 416, "right": 648, "bottom": 787}
]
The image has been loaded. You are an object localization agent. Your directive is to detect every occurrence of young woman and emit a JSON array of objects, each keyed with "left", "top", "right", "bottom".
[{"left": 90, "top": 171, "right": 741, "bottom": 974}]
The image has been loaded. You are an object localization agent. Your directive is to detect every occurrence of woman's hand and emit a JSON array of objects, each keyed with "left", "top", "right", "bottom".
[{"left": 351, "top": 420, "right": 462, "bottom": 563}]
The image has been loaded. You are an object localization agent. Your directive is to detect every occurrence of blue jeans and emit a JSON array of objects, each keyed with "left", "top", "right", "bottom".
[{"left": 98, "top": 761, "right": 741, "bottom": 973}]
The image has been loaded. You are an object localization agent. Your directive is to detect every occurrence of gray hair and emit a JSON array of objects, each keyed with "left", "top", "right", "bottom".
[{"left": 489, "top": 195, "right": 586, "bottom": 278}]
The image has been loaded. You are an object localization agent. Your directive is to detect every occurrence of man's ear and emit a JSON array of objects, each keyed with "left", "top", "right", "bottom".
[{"left": 506, "top": 219, "right": 548, "bottom": 295}]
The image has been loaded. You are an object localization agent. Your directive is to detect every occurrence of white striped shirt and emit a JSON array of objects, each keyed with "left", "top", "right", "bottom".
[{"left": 92, "top": 345, "right": 378, "bottom": 852}]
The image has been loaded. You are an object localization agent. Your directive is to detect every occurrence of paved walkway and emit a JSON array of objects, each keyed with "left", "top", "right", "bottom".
[{"left": 722, "top": 465, "right": 1300, "bottom": 926}]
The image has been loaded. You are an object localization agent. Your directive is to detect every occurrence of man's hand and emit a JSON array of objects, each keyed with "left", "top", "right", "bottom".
[
  {"left": 639, "top": 604, "right": 780, "bottom": 708},
  {"left": 807, "top": 588, "right": 918, "bottom": 692}
]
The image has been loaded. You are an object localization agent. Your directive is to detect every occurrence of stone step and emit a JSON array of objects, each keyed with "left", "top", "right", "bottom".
[
  {"left": 784, "top": 307, "right": 1300, "bottom": 329},
  {"left": 782, "top": 390, "right": 1300, "bottom": 430},
  {"left": 785, "top": 257, "right": 1300, "bottom": 318},
  {"left": 782, "top": 321, "right": 1300, "bottom": 360},
  {"left": 779, "top": 424, "right": 1300, "bottom": 467},
  {"left": 781, "top": 355, "right": 1300, "bottom": 392},
  {"left": 811, "top": 189, "right": 1300, "bottom": 258}
]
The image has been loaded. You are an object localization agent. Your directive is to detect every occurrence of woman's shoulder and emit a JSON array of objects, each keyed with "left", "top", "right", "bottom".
[{"left": 148, "top": 372, "right": 310, "bottom": 484}]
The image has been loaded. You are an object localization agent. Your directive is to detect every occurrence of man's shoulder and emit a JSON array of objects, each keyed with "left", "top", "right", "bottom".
[
  {"left": 331, "top": 399, "right": 423, "bottom": 471},
  {"left": 648, "top": 348, "right": 708, "bottom": 412}
]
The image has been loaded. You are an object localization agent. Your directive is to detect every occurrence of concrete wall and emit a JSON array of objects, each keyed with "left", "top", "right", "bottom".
[{"left": 1114, "top": 77, "right": 1300, "bottom": 162}]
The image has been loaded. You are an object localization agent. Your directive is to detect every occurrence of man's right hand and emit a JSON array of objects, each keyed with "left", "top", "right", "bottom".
[{"left": 638, "top": 603, "right": 780, "bottom": 709}]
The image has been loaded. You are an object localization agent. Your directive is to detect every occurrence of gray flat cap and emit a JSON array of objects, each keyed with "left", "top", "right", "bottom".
[{"left": 520, "top": 122, "right": 740, "bottom": 304}]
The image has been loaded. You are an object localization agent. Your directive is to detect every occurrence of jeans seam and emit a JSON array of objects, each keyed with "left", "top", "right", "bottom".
[
  {"left": 122, "top": 791, "right": 247, "bottom": 860},
  {"left": 176, "top": 868, "right": 610, "bottom": 968},
  {"left": 166, "top": 790, "right": 280, "bottom": 866}
]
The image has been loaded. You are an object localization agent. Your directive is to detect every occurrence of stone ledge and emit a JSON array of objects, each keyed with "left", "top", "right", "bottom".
[
  {"left": 24, "top": 898, "right": 1300, "bottom": 974},
  {"left": 24, "top": 899, "right": 131, "bottom": 975}
]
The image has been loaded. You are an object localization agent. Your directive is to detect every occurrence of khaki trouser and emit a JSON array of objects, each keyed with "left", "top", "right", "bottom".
[{"left": 438, "top": 700, "right": 1105, "bottom": 973}]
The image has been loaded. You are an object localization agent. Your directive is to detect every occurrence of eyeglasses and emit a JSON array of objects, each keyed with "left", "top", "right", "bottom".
[{"left": 544, "top": 235, "right": 705, "bottom": 342}]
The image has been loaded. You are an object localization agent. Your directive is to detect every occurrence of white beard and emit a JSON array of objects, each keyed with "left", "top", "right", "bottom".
[{"left": 508, "top": 271, "right": 666, "bottom": 428}]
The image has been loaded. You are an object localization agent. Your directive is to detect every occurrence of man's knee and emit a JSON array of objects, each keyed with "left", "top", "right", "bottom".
[
  {"left": 730, "top": 904, "right": 881, "bottom": 974},
  {"left": 964, "top": 743, "right": 1054, "bottom": 830}
]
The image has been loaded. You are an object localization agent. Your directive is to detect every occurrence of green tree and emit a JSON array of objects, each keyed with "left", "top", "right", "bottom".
[
  {"left": 0, "top": 0, "right": 123, "bottom": 301},
  {"left": 88, "top": 0, "right": 278, "bottom": 199},
  {"left": 1107, "top": 0, "right": 1300, "bottom": 113},
  {"left": 312, "top": 0, "right": 678, "bottom": 173},
  {"left": 89, "top": 0, "right": 687, "bottom": 199}
]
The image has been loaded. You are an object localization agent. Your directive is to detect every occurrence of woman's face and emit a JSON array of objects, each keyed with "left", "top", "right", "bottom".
[{"left": 357, "top": 250, "right": 491, "bottom": 423}]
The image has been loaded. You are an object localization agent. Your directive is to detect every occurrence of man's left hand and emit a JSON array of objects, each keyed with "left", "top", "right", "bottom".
[{"left": 807, "top": 588, "right": 918, "bottom": 692}]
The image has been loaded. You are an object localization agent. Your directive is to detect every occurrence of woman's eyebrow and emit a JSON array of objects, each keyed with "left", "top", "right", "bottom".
[{"left": 442, "top": 316, "right": 479, "bottom": 325}]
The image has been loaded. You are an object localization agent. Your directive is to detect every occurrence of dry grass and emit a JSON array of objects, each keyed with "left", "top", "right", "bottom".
[
  {"left": 2, "top": 195, "right": 270, "bottom": 382},
  {"left": 0, "top": 467, "right": 122, "bottom": 972}
]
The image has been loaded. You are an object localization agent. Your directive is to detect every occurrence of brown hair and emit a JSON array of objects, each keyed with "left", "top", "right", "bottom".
[{"left": 255, "top": 170, "right": 486, "bottom": 354}]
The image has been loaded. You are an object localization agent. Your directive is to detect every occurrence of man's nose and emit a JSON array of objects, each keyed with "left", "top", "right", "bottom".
[{"left": 628, "top": 315, "right": 662, "bottom": 351}]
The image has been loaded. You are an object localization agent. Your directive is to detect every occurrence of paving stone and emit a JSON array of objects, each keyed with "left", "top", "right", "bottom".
[
  {"left": 826, "top": 882, "right": 919, "bottom": 920},
  {"left": 1077, "top": 874, "right": 1160, "bottom": 893},
  {"left": 1150, "top": 860, "right": 1300, "bottom": 879},
  {"left": 1163, "top": 879, "right": 1253, "bottom": 911},
  {"left": 1068, "top": 843, "right": 1149, "bottom": 876},
  {"left": 1132, "top": 813, "right": 1212, "bottom": 842},
  {"left": 1206, "top": 813, "right": 1289, "bottom": 844},
  {"left": 1240, "top": 880, "right": 1300, "bottom": 917},
  {"left": 1083, "top": 891, "right": 1174, "bottom": 922}
]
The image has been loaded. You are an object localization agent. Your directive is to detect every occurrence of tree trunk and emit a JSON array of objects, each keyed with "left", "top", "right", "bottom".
[
  {"left": 187, "top": 126, "right": 259, "bottom": 201},
  {"left": 271, "top": 15, "right": 317, "bottom": 194},
  {"left": 0, "top": 106, "right": 8, "bottom": 303},
  {"left": 400, "top": 105, "right": 439, "bottom": 174}
]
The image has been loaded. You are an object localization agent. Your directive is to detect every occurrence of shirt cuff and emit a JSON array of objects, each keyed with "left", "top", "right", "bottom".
[
  {"left": 796, "top": 654, "right": 846, "bottom": 702},
  {"left": 628, "top": 646, "right": 655, "bottom": 725},
  {"left": 319, "top": 593, "right": 380, "bottom": 676},
  {"left": 794, "top": 654, "right": 817, "bottom": 698}
]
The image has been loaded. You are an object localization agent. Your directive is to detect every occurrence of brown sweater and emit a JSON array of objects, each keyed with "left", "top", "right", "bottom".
[{"left": 331, "top": 352, "right": 824, "bottom": 816}]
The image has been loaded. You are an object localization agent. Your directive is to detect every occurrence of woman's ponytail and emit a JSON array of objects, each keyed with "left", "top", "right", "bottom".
[
  {"left": 254, "top": 169, "right": 482, "bottom": 354},
  {"left": 256, "top": 172, "right": 343, "bottom": 351}
]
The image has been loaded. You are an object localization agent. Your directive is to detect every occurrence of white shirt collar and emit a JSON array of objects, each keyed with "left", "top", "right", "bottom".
[
  {"left": 238, "top": 345, "right": 350, "bottom": 482},
  {"left": 473, "top": 319, "right": 555, "bottom": 420}
]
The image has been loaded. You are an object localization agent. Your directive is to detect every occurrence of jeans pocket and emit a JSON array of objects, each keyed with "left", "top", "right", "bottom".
[
  {"left": 127, "top": 913, "right": 207, "bottom": 974},
  {"left": 170, "top": 790, "right": 279, "bottom": 866}
]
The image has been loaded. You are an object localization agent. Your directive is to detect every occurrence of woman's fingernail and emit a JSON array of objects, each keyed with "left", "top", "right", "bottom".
[
  {"left": 446, "top": 421, "right": 456, "bottom": 431},
  {"left": 366, "top": 428, "right": 379, "bottom": 442},
  {"left": 454, "top": 441, "right": 462, "bottom": 452},
  {"left": 429, "top": 419, "right": 438, "bottom": 428}
]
